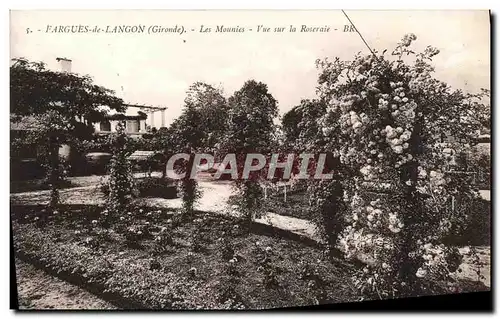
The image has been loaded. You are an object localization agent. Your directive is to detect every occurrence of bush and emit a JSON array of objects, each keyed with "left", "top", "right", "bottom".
[
  {"left": 105, "top": 122, "right": 135, "bottom": 216},
  {"left": 137, "top": 177, "right": 177, "bottom": 198},
  {"left": 101, "top": 177, "right": 177, "bottom": 199},
  {"left": 443, "top": 198, "right": 491, "bottom": 246},
  {"left": 85, "top": 152, "right": 112, "bottom": 175}
]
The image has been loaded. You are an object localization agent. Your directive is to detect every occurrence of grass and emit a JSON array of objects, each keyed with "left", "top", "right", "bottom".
[
  {"left": 261, "top": 191, "right": 312, "bottom": 220},
  {"left": 10, "top": 179, "right": 77, "bottom": 194}
]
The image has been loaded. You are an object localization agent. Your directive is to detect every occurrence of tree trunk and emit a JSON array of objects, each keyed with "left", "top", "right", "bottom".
[
  {"left": 397, "top": 120, "right": 423, "bottom": 296},
  {"left": 49, "top": 136, "right": 60, "bottom": 209}
]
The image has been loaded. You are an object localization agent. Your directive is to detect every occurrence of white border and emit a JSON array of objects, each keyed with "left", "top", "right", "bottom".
[{"left": 2, "top": 1, "right": 497, "bottom": 318}]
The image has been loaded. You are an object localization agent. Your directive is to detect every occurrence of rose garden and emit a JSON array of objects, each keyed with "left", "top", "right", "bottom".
[{"left": 10, "top": 35, "right": 491, "bottom": 309}]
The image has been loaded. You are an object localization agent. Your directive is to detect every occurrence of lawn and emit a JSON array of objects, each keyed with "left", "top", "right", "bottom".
[
  {"left": 260, "top": 191, "right": 312, "bottom": 220},
  {"left": 11, "top": 204, "right": 361, "bottom": 309},
  {"left": 10, "top": 179, "right": 77, "bottom": 194}
]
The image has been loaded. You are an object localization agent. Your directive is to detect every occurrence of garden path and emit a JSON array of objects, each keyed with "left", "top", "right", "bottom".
[{"left": 14, "top": 258, "right": 116, "bottom": 310}]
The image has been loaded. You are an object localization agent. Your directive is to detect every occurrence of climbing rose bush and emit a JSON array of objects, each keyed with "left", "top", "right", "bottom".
[
  {"left": 106, "top": 121, "right": 137, "bottom": 218},
  {"left": 316, "top": 34, "right": 485, "bottom": 298}
]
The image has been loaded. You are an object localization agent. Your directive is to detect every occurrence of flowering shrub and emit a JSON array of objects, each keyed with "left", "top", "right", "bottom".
[
  {"left": 153, "top": 226, "right": 175, "bottom": 254},
  {"left": 299, "top": 260, "right": 328, "bottom": 304},
  {"left": 254, "top": 243, "right": 280, "bottom": 288},
  {"left": 316, "top": 34, "right": 486, "bottom": 297},
  {"left": 105, "top": 122, "right": 136, "bottom": 219},
  {"left": 190, "top": 218, "right": 206, "bottom": 252},
  {"left": 219, "top": 235, "right": 236, "bottom": 261},
  {"left": 176, "top": 176, "right": 201, "bottom": 219},
  {"left": 218, "top": 255, "right": 245, "bottom": 309}
]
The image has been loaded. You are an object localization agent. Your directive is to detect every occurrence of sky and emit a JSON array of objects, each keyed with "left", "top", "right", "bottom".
[{"left": 10, "top": 10, "right": 490, "bottom": 128}]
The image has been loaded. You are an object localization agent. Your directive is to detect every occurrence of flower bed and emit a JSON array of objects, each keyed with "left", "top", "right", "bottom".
[{"left": 11, "top": 205, "right": 360, "bottom": 309}]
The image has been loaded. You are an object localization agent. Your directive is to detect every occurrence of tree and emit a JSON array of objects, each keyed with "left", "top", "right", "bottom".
[
  {"left": 10, "top": 58, "right": 124, "bottom": 207},
  {"left": 316, "top": 34, "right": 486, "bottom": 297},
  {"left": 221, "top": 80, "right": 278, "bottom": 226},
  {"left": 167, "top": 82, "right": 228, "bottom": 216},
  {"left": 184, "top": 82, "right": 229, "bottom": 152},
  {"left": 282, "top": 99, "right": 326, "bottom": 151}
]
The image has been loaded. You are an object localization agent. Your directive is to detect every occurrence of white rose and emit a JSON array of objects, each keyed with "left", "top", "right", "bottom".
[
  {"left": 393, "top": 146, "right": 403, "bottom": 154},
  {"left": 392, "top": 138, "right": 402, "bottom": 146},
  {"left": 415, "top": 268, "right": 427, "bottom": 278}
]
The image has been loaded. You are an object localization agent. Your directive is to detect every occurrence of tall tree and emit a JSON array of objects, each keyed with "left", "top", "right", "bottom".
[
  {"left": 167, "top": 82, "right": 228, "bottom": 216},
  {"left": 221, "top": 80, "right": 278, "bottom": 226}
]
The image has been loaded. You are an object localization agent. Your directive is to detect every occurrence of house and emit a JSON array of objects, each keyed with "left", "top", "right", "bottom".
[
  {"left": 93, "top": 108, "right": 149, "bottom": 138},
  {"left": 11, "top": 57, "right": 167, "bottom": 178}
]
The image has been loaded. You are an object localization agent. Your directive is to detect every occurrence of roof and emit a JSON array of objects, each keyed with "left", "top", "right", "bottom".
[
  {"left": 98, "top": 105, "right": 148, "bottom": 120},
  {"left": 105, "top": 112, "right": 147, "bottom": 120},
  {"left": 85, "top": 152, "right": 112, "bottom": 159}
]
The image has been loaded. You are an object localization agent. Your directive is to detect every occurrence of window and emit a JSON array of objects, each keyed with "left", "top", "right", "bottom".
[
  {"left": 126, "top": 120, "right": 140, "bottom": 133},
  {"left": 100, "top": 120, "right": 111, "bottom": 132}
]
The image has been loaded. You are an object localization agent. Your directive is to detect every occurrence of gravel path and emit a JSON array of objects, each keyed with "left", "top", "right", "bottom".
[{"left": 14, "top": 258, "right": 116, "bottom": 310}]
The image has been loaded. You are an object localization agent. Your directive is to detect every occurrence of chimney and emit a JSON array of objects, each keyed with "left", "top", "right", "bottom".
[{"left": 56, "top": 57, "right": 72, "bottom": 73}]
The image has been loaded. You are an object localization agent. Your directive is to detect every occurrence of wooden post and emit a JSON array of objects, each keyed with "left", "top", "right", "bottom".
[
  {"left": 264, "top": 186, "right": 267, "bottom": 199},
  {"left": 284, "top": 184, "right": 287, "bottom": 203},
  {"left": 451, "top": 196, "right": 455, "bottom": 212}
]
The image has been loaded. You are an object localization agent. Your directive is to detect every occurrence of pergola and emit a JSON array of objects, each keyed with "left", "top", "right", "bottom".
[{"left": 122, "top": 104, "right": 168, "bottom": 128}]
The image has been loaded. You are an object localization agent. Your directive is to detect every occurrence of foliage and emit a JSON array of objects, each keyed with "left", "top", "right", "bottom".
[
  {"left": 315, "top": 34, "right": 487, "bottom": 297},
  {"left": 308, "top": 179, "right": 347, "bottom": 255},
  {"left": 10, "top": 58, "right": 124, "bottom": 118},
  {"left": 282, "top": 99, "right": 345, "bottom": 255},
  {"left": 254, "top": 243, "right": 280, "bottom": 288},
  {"left": 220, "top": 80, "right": 279, "bottom": 226},
  {"left": 176, "top": 176, "right": 200, "bottom": 218},
  {"left": 166, "top": 82, "right": 228, "bottom": 216},
  {"left": 168, "top": 82, "right": 229, "bottom": 153},
  {"left": 101, "top": 176, "right": 177, "bottom": 199},
  {"left": 282, "top": 99, "right": 327, "bottom": 151},
  {"left": 153, "top": 226, "right": 175, "bottom": 254},
  {"left": 105, "top": 122, "right": 136, "bottom": 218}
]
